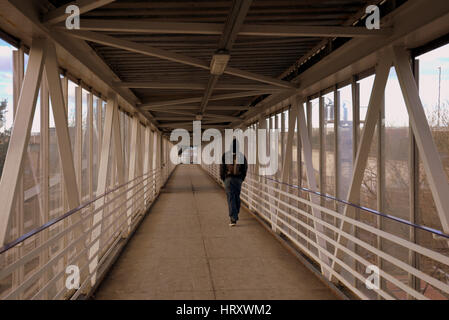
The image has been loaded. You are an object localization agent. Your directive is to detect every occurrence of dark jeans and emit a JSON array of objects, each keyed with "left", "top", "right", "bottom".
[{"left": 224, "top": 177, "right": 243, "bottom": 222}]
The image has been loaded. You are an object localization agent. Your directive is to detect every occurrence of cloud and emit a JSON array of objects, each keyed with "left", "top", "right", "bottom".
[
  {"left": 417, "top": 43, "right": 449, "bottom": 77},
  {"left": 0, "top": 82, "right": 13, "bottom": 96},
  {"left": 0, "top": 45, "right": 14, "bottom": 128},
  {"left": 0, "top": 69, "right": 13, "bottom": 101},
  {"left": 0, "top": 45, "right": 13, "bottom": 73},
  {"left": 0, "top": 71, "right": 12, "bottom": 81}
]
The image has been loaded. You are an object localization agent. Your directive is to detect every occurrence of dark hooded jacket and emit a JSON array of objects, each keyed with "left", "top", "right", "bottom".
[{"left": 220, "top": 140, "right": 248, "bottom": 181}]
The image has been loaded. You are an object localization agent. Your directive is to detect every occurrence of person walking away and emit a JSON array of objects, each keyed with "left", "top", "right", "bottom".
[{"left": 220, "top": 139, "right": 248, "bottom": 227}]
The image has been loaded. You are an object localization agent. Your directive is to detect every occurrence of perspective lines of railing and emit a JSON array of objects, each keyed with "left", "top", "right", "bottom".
[
  {"left": 0, "top": 164, "right": 175, "bottom": 300},
  {"left": 202, "top": 163, "right": 449, "bottom": 300}
]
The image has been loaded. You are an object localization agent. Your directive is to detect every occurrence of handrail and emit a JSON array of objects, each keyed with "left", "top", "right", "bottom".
[
  {"left": 3, "top": 179, "right": 154, "bottom": 300},
  {"left": 0, "top": 173, "right": 163, "bottom": 280},
  {"left": 0, "top": 168, "right": 161, "bottom": 255},
  {"left": 248, "top": 172, "right": 449, "bottom": 240},
  {"left": 203, "top": 164, "right": 449, "bottom": 299}
]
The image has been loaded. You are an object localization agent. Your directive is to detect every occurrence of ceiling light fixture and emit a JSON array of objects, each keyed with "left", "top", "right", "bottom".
[{"left": 210, "top": 51, "right": 230, "bottom": 75}]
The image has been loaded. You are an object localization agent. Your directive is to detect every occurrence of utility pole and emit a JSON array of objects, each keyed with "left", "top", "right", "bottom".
[{"left": 438, "top": 66, "right": 441, "bottom": 128}]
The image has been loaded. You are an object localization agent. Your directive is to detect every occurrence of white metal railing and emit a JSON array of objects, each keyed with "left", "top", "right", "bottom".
[
  {"left": 201, "top": 163, "right": 449, "bottom": 300},
  {"left": 0, "top": 163, "right": 176, "bottom": 300}
]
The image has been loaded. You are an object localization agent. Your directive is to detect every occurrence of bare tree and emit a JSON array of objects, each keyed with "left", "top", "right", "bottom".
[{"left": 0, "top": 99, "right": 10, "bottom": 177}]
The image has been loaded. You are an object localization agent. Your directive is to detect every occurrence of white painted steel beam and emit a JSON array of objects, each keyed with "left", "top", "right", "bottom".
[
  {"left": 74, "top": 86, "right": 82, "bottom": 196},
  {"left": 145, "top": 105, "right": 249, "bottom": 111},
  {"left": 393, "top": 46, "right": 449, "bottom": 233},
  {"left": 44, "top": 41, "right": 81, "bottom": 210},
  {"left": 112, "top": 101, "right": 125, "bottom": 186},
  {"left": 60, "top": 30, "right": 295, "bottom": 89},
  {"left": 115, "top": 81, "right": 282, "bottom": 91},
  {"left": 74, "top": 20, "right": 391, "bottom": 37},
  {"left": 0, "top": 39, "right": 46, "bottom": 246},
  {"left": 152, "top": 109, "right": 241, "bottom": 122},
  {"left": 11, "top": 47, "right": 25, "bottom": 288},
  {"left": 127, "top": 117, "right": 140, "bottom": 233},
  {"left": 88, "top": 92, "right": 94, "bottom": 199},
  {"left": 43, "top": 0, "right": 116, "bottom": 25},
  {"left": 143, "top": 127, "right": 152, "bottom": 203},
  {"left": 141, "top": 91, "right": 283, "bottom": 109},
  {"left": 0, "top": 1, "right": 153, "bottom": 127},
  {"left": 239, "top": 24, "right": 392, "bottom": 38},
  {"left": 330, "top": 52, "right": 393, "bottom": 279},
  {"left": 88, "top": 96, "right": 117, "bottom": 287},
  {"left": 45, "top": 41, "right": 89, "bottom": 288},
  {"left": 281, "top": 105, "right": 296, "bottom": 183},
  {"left": 295, "top": 97, "right": 332, "bottom": 278}
]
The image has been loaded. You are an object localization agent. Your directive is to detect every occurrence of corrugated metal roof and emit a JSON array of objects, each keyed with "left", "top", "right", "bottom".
[{"left": 47, "top": 0, "right": 395, "bottom": 132}]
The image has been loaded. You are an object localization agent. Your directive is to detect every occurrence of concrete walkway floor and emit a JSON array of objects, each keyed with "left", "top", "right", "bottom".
[{"left": 94, "top": 165, "right": 338, "bottom": 300}]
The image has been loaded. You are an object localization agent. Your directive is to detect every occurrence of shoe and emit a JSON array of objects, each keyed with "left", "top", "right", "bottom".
[{"left": 229, "top": 219, "right": 236, "bottom": 227}]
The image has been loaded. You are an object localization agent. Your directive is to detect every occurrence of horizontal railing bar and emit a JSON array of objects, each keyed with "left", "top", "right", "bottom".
[
  {"left": 0, "top": 160, "right": 174, "bottom": 300},
  {"left": 274, "top": 213, "right": 397, "bottom": 300},
  {"left": 204, "top": 164, "right": 449, "bottom": 298},
  {"left": 55, "top": 209, "right": 131, "bottom": 300},
  {"left": 56, "top": 176, "right": 163, "bottom": 300},
  {"left": 67, "top": 188, "right": 158, "bottom": 300},
  {"left": 9, "top": 178, "right": 158, "bottom": 300},
  {"left": 242, "top": 176, "right": 449, "bottom": 295},
  {"left": 203, "top": 164, "right": 366, "bottom": 296},
  {"left": 0, "top": 173, "right": 161, "bottom": 281},
  {"left": 0, "top": 169, "right": 161, "bottom": 255},
  {"left": 250, "top": 173, "right": 449, "bottom": 240},
  {"left": 277, "top": 221, "right": 372, "bottom": 300},
  {"left": 242, "top": 183, "right": 426, "bottom": 300},
  {"left": 0, "top": 173, "right": 162, "bottom": 279},
  {"left": 248, "top": 196, "right": 371, "bottom": 299},
  {"left": 46, "top": 189, "right": 157, "bottom": 300},
  {"left": 3, "top": 182, "right": 147, "bottom": 299},
  {"left": 244, "top": 175, "right": 449, "bottom": 268}
]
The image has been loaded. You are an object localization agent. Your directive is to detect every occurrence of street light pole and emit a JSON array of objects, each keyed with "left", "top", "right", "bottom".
[{"left": 438, "top": 66, "right": 441, "bottom": 128}]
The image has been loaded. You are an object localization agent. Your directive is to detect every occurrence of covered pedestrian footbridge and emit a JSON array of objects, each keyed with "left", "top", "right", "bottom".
[{"left": 0, "top": 0, "right": 449, "bottom": 300}]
